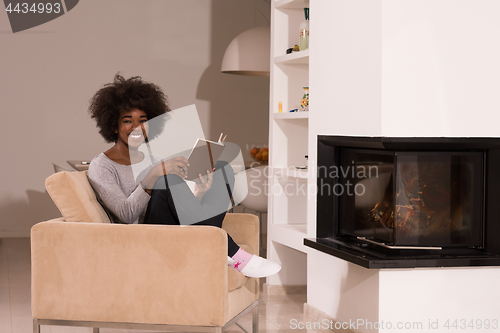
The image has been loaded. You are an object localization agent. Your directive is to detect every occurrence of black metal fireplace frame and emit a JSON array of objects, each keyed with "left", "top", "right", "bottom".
[{"left": 304, "top": 136, "right": 500, "bottom": 268}]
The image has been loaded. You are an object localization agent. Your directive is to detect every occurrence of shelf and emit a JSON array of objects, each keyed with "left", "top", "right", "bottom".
[
  {"left": 273, "top": 166, "right": 309, "bottom": 179},
  {"left": 275, "top": 0, "right": 309, "bottom": 10},
  {"left": 275, "top": 50, "right": 309, "bottom": 65},
  {"left": 269, "top": 223, "right": 308, "bottom": 253},
  {"left": 273, "top": 112, "right": 309, "bottom": 120}
]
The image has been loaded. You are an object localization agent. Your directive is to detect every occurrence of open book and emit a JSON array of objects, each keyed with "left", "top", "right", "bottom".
[{"left": 186, "top": 133, "right": 227, "bottom": 182}]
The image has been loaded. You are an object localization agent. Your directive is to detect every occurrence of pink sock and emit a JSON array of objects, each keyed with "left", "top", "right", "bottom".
[{"left": 230, "top": 248, "right": 253, "bottom": 271}]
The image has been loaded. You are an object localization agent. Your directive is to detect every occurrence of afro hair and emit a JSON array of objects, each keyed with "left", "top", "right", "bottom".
[{"left": 89, "top": 74, "right": 170, "bottom": 143}]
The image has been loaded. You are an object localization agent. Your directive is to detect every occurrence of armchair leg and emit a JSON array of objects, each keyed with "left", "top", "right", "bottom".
[
  {"left": 93, "top": 328, "right": 100, "bottom": 333},
  {"left": 252, "top": 302, "right": 259, "bottom": 333},
  {"left": 33, "top": 319, "right": 40, "bottom": 333}
]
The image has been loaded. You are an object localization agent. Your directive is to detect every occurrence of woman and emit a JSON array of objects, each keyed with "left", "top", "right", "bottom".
[{"left": 87, "top": 74, "right": 280, "bottom": 278}]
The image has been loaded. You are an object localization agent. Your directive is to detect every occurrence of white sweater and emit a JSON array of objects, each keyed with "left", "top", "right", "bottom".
[{"left": 87, "top": 152, "right": 157, "bottom": 224}]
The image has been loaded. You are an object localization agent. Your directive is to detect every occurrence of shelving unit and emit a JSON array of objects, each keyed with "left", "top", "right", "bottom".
[{"left": 267, "top": 0, "right": 310, "bottom": 286}]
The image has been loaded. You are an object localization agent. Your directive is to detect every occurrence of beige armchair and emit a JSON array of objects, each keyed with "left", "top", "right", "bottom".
[{"left": 32, "top": 171, "right": 259, "bottom": 333}]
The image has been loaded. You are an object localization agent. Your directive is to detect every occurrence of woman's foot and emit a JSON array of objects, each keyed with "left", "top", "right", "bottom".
[
  {"left": 239, "top": 255, "right": 281, "bottom": 278},
  {"left": 230, "top": 248, "right": 281, "bottom": 278}
]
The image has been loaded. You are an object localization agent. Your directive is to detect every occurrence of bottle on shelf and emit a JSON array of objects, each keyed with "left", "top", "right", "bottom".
[{"left": 299, "top": 7, "right": 309, "bottom": 51}]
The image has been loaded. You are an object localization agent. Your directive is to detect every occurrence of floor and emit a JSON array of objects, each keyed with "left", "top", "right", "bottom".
[{"left": 0, "top": 238, "right": 328, "bottom": 333}]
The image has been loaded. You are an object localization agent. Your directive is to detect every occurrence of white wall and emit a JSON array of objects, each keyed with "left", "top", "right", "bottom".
[
  {"left": 310, "top": 0, "right": 382, "bottom": 138},
  {"left": 308, "top": 252, "right": 379, "bottom": 333},
  {"left": 308, "top": 0, "right": 500, "bottom": 331},
  {"left": 382, "top": 0, "right": 500, "bottom": 136},
  {"left": 310, "top": 0, "right": 500, "bottom": 139},
  {"left": 379, "top": 268, "right": 500, "bottom": 333},
  {"left": 0, "top": 0, "right": 270, "bottom": 237}
]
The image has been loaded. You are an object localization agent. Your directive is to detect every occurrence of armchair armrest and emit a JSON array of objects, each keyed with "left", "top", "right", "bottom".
[
  {"left": 221, "top": 213, "right": 259, "bottom": 256},
  {"left": 31, "top": 222, "right": 229, "bottom": 327}
]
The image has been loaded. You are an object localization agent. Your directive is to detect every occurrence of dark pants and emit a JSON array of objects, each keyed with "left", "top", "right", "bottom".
[{"left": 143, "top": 161, "right": 240, "bottom": 257}]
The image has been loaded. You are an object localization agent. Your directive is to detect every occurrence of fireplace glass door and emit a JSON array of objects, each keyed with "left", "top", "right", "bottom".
[{"left": 339, "top": 149, "right": 484, "bottom": 248}]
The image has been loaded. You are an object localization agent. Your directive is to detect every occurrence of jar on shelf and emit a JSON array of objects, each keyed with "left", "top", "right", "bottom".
[{"left": 301, "top": 87, "right": 309, "bottom": 111}]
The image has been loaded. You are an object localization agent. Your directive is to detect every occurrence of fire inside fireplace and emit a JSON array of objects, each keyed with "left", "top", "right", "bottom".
[
  {"left": 306, "top": 136, "right": 500, "bottom": 268},
  {"left": 339, "top": 149, "right": 483, "bottom": 248}
]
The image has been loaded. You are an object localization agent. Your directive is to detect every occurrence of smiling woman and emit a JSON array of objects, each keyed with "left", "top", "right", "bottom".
[
  {"left": 112, "top": 109, "right": 149, "bottom": 164},
  {"left": 86, "top": 73, "right": 281, "bottom": 278}
]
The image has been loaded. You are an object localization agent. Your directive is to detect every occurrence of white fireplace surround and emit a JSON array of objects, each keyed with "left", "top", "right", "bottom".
[{"left": 306, "top": 1, "right": 500, "bottom": 332}]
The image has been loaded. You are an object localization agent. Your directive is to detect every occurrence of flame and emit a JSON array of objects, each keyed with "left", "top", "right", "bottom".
[{"left": 357, "top": 160, "right": 472, "bottom": 240}]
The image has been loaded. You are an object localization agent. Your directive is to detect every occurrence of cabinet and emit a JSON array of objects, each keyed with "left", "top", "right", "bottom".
[{"left": 266, "top": 0, "right": 310, "bottom": 286}]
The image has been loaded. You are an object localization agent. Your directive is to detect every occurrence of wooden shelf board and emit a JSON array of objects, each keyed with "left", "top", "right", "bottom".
[
  {"left": 275, "top": 0, "right": 309, "bottom": 10},
  {"left": 273, "top": 112, "right": 309, "bottom": 120},
  {"left": 269, "top": 223, "right": 308, "bottom": 252},
  {"left": 273, "top": 166, "right": 309, "bottom": 179},
  {"left": 275, "top": 50, "right": 309, "bottom": 64},
  {"left": 282, "top": 223, "right": 307, "bottom": 233}
]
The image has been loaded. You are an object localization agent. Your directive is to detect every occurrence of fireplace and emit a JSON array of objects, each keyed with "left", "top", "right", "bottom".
[{"left": 304, "top": 136, "right": 500, "bottom": 268}]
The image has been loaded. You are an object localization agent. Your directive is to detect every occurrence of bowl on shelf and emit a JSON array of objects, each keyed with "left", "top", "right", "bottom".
[{"left": 246, "top": 143, "right": 269, "bottom": 163}]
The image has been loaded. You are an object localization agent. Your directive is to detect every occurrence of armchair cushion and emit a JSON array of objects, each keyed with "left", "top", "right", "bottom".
[{"left": 45, "top": 171, "right": 110, "bottom": 223}]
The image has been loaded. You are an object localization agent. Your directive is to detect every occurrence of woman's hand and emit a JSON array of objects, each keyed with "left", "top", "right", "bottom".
[
  {"left": 194, "top": 170, "right": 213, "bottom": 202},
  {"left": 155, "top": 157, "right": 190, "bottom": 179},
  {"left": 141, "top": 157, "right": 189, "bottom": 193}
]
